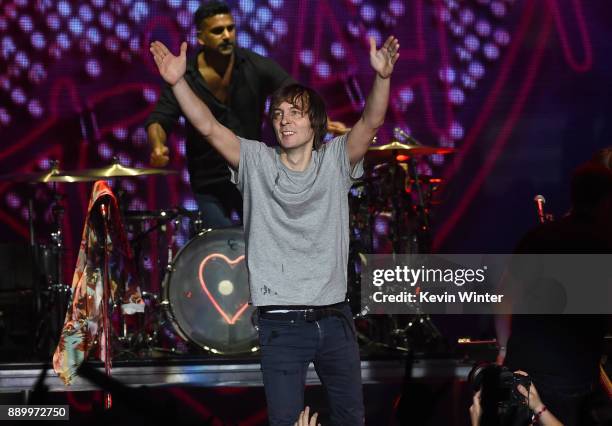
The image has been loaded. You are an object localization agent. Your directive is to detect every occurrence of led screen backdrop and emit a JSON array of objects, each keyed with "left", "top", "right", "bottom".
[{"left": 1, "top": 0, "right": 610, "bottom": 272}]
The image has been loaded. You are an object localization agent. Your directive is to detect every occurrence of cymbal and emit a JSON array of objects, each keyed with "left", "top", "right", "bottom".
[
  {"left": 66, "top": 163, "right": 177, "bottom": 179},
  {"left": 0, "top": 163, "right": 177, "bottom": 183},
  {"left": 0, "top": 168, "right": 98, "bottom": 183},
  {"left": 368, "top": 140, "right": 455, "bottom": 156}
]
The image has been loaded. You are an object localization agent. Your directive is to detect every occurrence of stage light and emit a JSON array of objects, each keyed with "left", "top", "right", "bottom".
[
  {"left": 57, "top": 1, "right": 72, "bottom": 18},
  {"left": 21, "top": 207, "right": 29, "bottom": 220},
  {"left": 2, "top": 36, "right": 16, "bottom": 59},
  {"left": 493, "top": 28, "right": 510, "bottom": 46},
  {"left": 374, "top": 217, "right": 389, "bottom": 235},
  {"left": 57, "top": 33, "right": 71, "bottom": 50},
  {"left": 105, "top": 36, "right": 120, "bottom": 53},
  {"left": 116, "top": 22, "right": 130, "bottom": 40},
  {"left": 476, "top": 0, "right": 490, "bottom": 5},
  {"left": 461, "top": 73, "right": 477, "bottom": 90},
  {"left": 256, "top": 7, "right": 272, "bottom": 25},
  {"left": 100, "top": 11, "right": 114, "bottom": 29},
  {"left": 464, "top": 34, "right": 480, "bottom": 52},
  {"left": 0, "top": 16, "right": 7, "bottom": 31},
  {"left": 272, "top": 19, "right": 288, "bottom": 36},
  {"left": 0, "top": 75, "right": 10, "bottom": 91},
  {"left": 249, "top": 18, "right": 262, "bottom": 33},
  {"left": 6, "top": 192, "right": 21, "bottom": 209},
  {"left": 92, "top": 0, "right": 105, "bottom": 8},
  {"left": 79, "top": 4, "right": 94, "bottom": 22},
  {"left": 389, "top": 0, "right": 405, "bottom": 17},
  {"left": 252, "top": 44, "right": 267, "bottom": 57},
  {"left": 28, "top": 63, "right": 47, "bottom": 84},
  {"left": 490, "top": 1, "right": 507, "bottom": 18},
  {"left": 449, "top": 121, "right": 464, "bottom": 140},
  {"left": 361, "top": 4, "right": 377, "bottom": 23},
  {"left": 237, "top": 32, "right": 252, "bottom": 48},
  {"left": 15, "top": 51, "right": 29, "bottom": 69},
  {"left": 177, "top": 138, "right": 186, "bottom": 155},
  {"left": 269, "top": 0, "right": 283, "bottom": 9},
  {"left": 316, "top": 61, "right": 331, "bottom": 79},
  {"left": 240, "top": 0, "right": 255, "bottom": 14},
  {"left": 28, "top": 99, "right": 44, "bottom": 118},
  {"left": 129, "top": 36, "right": 140, "bottom": 52},
  {"left": 68, "top": 17, "right": 84, "bottom": 36},
  {"left": 300, "top": 49, "right": 313, "bottom": 66},
  {"left": 264, "top": 32, "right": 276, "bottom": 45},
  {"left": 439, "top": 135, "right": 455, "bottom": 148},
  {"left": 459, "top": 8, "right": 475, "bottom": 26},
  {"left": 399, "top": 86, "right": 414, "bottom": 105},
  {"left": 346, "top": 21, "right": 361, "bottom": 38},
  {"left": 448, "top": 87, "right": 465, "bottom": 105},
  {"left": 117, "top": 152, "right": 131, "bottom": 165},
  {"left": 445, "top": 0, "right": 460, "bottom": 11},
  {"left": 131, "top": 127, "right": 147, "bottom": 146},
  {"left": 31, "top": 32, "right": 46, "bottom": 50},
  {"left": 131, "top": 199, "right": 148, "bottom": 214},
  {"left": 18, "top": 15, "right": 33, "bottom": 33},
  {"left": 431, "top": 153, "right": 444, "bottom": 165},
  {"left": 0, "top": 108, "right": 10, "bottom": 125},
  {"left": 98, "top": 143, "right": 113, "bottom": 160},
  {"left": 49, "top": 43, "right": 62, "bottom": 59},
  {"left": 87, "top": 27, "right": 101, "bottom": 45},
  {"left": 468, "top": 61, "right": 485, "bottom": 79},
  {"left": 455, "top": 46, "right": 472, "bottom": 62},
  {"left": 143, "top": 88, "right": 157, "bottom": 103},
  {"left": 449, "top": 22, "right": 465, "bottom": 38},
  {"left": 475, "top": 19, "right": 491, "bottom": 37},
  {"left": 182, "top": 169, "right": 190, "bottom": 184},
  {"left": 46, "top": 13, "right": 61, "bottom": 31},
  {"left": 113, "top": 127, "right": 128, "bottom": 140},
  {"left": 182, "top": 198, "right": 198, "bottom": 211},
  {"left": 130, "top": 1, "right": 150, "bottom": 22},
  {"left": 11, "top": 87, "right": 27, "bottom": 105},
  {"left": 167, "top": 0, "right": 181, "bottom": 9},
  {"left": 438, "top": 66, "right": 456, "bottom": 84},
  {"left": 121, "top": 179, "right": 136, "bottom": 194},
  {"left": 177, "top": 10, "right": 190, "bottom": 29},
  {"left": 483, "top": 42, "right": 499, "bottom": 60},
  {"left": 331, "top": 42, "right": 346, "bottom": 59},
  {"left": 436, "top": 7, "right": 451, "bottom": 23}
]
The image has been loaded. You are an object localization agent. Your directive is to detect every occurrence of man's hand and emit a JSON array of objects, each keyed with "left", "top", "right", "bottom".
[
  {"left": 369, "top": 35, "right": 400, "bottom": 79},
  {"left": 150, "top": 41, "right": 187, "bottom": 86},
  {"left": 294, "top": 406, "right": 320, "bottom": 426},
  {"left": 469, "top": 390, "right": 482, "bottom": 426},
  {"left": 150, "top": 143, "right": 169, "bottom": 167}
]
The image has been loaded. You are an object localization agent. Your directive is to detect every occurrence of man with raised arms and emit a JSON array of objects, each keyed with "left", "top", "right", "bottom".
[{"left": 149, "top": 34, "right": 399, "bottom": 426}]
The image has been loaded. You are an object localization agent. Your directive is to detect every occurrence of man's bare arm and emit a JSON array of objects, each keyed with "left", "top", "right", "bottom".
[
  {"left": 148, "top": 123, "right": 170, "bottom": 167},
  {"left": 150, "top": 41, "right": 240, "bottom": 169},
  {"left": 347, "top": 36, "right": 399, "bottom": 166}
]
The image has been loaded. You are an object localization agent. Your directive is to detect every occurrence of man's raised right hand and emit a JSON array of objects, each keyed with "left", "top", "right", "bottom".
[{"left": 150, "top": 41, "right": 187, "bottom": 86}]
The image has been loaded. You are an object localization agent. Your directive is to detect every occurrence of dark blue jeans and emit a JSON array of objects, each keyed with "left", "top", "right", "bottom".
[{"left": 258, "top": 304, "right": 364, "bottom": 426}]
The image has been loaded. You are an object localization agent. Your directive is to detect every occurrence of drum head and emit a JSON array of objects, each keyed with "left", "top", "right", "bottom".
[{"left": 164, "top": 227, "right": 257, "bottom": 354}]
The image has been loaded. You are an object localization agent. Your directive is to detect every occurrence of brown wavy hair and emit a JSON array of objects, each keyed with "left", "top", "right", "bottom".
[{"left": 269, "top": 84, "right": 328, "bottom": 150}]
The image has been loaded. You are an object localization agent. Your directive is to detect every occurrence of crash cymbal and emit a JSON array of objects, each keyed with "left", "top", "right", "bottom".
[
  {"left": 368, "top": 140, "right": 455, "bottom": 156},
  {"left": 67, "top": 161, "right": 177, "bottom": 179}
]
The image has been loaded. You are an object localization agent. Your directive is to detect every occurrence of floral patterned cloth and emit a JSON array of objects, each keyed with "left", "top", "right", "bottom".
[{"left": 53, "top": 180, "right": 144, "bottom": 385}]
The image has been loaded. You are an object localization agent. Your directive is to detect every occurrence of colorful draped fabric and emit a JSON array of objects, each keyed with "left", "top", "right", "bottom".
[{"left": 53, "top": 180, "right": 144, "bottom": 385}]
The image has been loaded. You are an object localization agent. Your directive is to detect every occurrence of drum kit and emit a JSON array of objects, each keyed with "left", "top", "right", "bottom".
[{"left": 1, "top": 133, "right": 454, "bottom": 359}]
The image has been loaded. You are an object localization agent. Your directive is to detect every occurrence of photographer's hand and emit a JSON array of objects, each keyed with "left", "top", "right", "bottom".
[
  {"left": 469, "top": 390, "right": 482, "bottom": 426},
  {"left": 515, "top": 371, "right": 563, "bottom": 426}
]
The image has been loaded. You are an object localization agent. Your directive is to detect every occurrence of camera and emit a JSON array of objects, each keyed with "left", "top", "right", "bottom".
[{"left": 468, "top": 363, "right": 531, "bottom": 426}]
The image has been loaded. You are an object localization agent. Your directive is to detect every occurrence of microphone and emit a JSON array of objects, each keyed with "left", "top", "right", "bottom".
[
  {"left": 394, "top": 127, "right": 421, "bottom": 145},
  {"left": 533, "top": 195, "right": 546, "bottom": 223}
]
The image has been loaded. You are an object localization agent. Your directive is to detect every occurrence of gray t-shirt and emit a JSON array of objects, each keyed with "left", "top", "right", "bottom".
[{"left": 230, "top": 134, "right": 364, "bottom": 306}]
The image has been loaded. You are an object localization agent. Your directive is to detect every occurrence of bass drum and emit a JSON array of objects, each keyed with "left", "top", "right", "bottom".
[{"left": 163, "top": 227, "right": 257, "bottom": 354}]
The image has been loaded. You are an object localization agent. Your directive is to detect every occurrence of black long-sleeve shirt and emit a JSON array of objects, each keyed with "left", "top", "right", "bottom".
[{"left": 145, "top": 47, "right": 294, "bottom": 193}]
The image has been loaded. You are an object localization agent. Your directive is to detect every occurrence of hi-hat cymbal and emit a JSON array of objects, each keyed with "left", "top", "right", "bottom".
[{"left": 368, "top": 140, "right": 455, "bottom": 156}]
